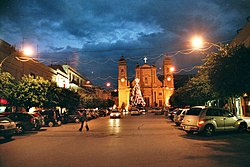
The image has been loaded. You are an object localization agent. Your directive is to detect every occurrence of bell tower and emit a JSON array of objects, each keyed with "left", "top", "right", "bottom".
[
  {"left": 163, "top": 56, "right": 174, "bottom": 106},
  {"left": 118, "top": 56, "right": 130, "bottom": 110}
]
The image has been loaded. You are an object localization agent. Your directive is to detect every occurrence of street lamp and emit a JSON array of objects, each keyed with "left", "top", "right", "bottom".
[
  {"left": 191, "top": 36, "right": 204, "bottom": 49},
  {"left": 169, "top": 66, "right": 175, "bottom": 73},
  {"left": 106, "top": 82, "right": 111, "bottom": 87},
  {"left": 22, "top": 47, "right": 34, "bottom": 57},
  {"left": 191, "top": 36, "right": 227, "bottom": 51},
  {"left": 1, "top": 46, "right": 35, "bottom": 73}
]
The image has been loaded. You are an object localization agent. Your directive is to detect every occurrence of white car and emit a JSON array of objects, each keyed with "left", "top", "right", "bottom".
[
  {"left": 173, "top": 108, "right": 189, "bottom": 126},
  {"left": 0, "top": 116, "right": 16, "bottom": 139},
  {"left": 110, "top": 110, "right": 121, "bottom": 118}
]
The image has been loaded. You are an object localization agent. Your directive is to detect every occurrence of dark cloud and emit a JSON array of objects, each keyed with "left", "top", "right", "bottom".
[{"left": 0, "top": 0, "right": 249, "bottom": 87}]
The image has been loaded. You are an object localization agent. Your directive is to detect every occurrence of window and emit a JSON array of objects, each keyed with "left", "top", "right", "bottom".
[
  {"left": 219, "top": 109, "right": 233, "bottom": 117},
  {"left": 186, "top": 108, "right": 202, "bottom": 116},
  {"left": 159, "top": 92, "right": 162, "bottom": 96},
  {"left": 206, "top": 108, "right": 220, "bottom": 116}
]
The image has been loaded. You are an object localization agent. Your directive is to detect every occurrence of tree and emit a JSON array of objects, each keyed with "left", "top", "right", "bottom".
[
  {"left": 130, "top": 78, "right": 146, "bottom": 107},
  {"left": 80, "top": 97, "right": 114, "bottom": 109},
  {"left": 13, "top": 75, "right": 50, "bottom": 111},
  {"left": 169, "top": 47, "right": 221, "bottom": 106},
  {"left": 0, "top": 72, "right": 17, "bottom": 104},
  {"left": 209, "top": 45, "right": 250, "bottom": 98},
  {"left": 170, "top": 44, "right": 250, "bottom": 107},
  {"left": 57, "top": 88, "right": 80, "bottom": 113}
]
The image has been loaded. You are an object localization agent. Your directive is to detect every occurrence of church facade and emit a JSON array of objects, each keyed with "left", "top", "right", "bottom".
[{"left": 118, "top": 56, "right": 175, "bottom": 110}]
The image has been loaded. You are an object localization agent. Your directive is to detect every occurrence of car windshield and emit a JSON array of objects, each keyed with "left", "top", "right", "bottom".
[{"left": 186, "top": 108, "right": 202, "bottom": 116}]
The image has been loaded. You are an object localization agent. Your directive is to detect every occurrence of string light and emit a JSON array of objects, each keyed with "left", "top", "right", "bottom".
[{"left": 9, "top": 40, "right": 230, "bottom": 87}]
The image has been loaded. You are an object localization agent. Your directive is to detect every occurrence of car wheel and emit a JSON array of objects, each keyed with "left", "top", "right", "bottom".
[
  {"left": 203, "top": 124, "right": 215, "bottom": 137},
  {"left": 35, "top": 126, "right": 41, "bottom": 130},
  {"left": 48, "top": 122, "right": 54, "bottom": 127},
  {"left": 238, "top": 123, "right": 247, "bottom": 133},
  {"left": 16, "top": 124, "right": 24, "bottom": 134},
  {"left": 75, "top": 118, "right": 80, "bottom": 123}
]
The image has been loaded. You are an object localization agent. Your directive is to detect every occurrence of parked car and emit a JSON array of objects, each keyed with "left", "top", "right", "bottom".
[
  {"left": 168, "top": 108, "right": 179, "bottom": 121},
  {"left": 3, "top": 112, "right": 37, "bottom": 134},
  {"left": 173, "top": 108, "right": 189, "bottom": 126},
  {"left": 98, "top": 109, "right": 107, "bottom": 117},
  {"left": 139, "top": 107, "right": 146, "bottom": 115},
  {"left": 34, "top": 110, "right": 61, "bottom": 127},
  {"left": 181, "top": 106, "right": 248, "bottom": 136},
  {"left": 66, "top": 111, "right": 82, "bottom": 123},
  {"left": 110, "top": 109, "right": 121, "bottom": 118},
  {"left": 0, "top": 115, "right": 16, "bottom": 139},
  {"left": 29, "top": 112, "right": 44, "bottom": 130},
  {"left": 131, "top": 107, "right": 140, "bottom": 116}
]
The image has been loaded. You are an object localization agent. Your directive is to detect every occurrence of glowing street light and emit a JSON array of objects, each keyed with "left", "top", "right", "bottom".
[
  {"left": 22, "top": 47, "right": 34, "bottom": 56},
  {"left": 106, "top": 82, "right": 111, "bottom": 87},
  {"left": 191, "top": 36, "right": 226, "bottom": 52},
  {"left": 169, "top": 66, "right": 175, "bottom": 72},
  {"left": 191, "top": 36, "right": 204, "bottom": 49}
]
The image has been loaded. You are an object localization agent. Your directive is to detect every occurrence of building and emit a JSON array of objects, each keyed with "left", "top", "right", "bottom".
[
  {"left": 0, "top": 39, "right": 54, "bottom": 80},
  {"left": 118, "top": 56, "right": 174, "bottom": 109},
  {"left": 1, "top": 39, "right": 111, "bottom": 111},
  {"left": 118, "top": 56, "right": 131, "bottom": 110},
  {"left": 231, "top": 16, "right": 250, "bottom": 47}
]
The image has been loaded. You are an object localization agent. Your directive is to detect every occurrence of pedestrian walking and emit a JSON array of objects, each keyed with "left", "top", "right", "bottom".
[{"left": 78, "top": 110, "right": 89, "bottom": 132}]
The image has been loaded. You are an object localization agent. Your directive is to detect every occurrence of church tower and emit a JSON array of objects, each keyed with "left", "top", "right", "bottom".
[
  {"left": 163, "top": 56, "right": 174, "bottom": 106},
  {"left": 118, "top": 56, "right": 130, "bottom": 110}
]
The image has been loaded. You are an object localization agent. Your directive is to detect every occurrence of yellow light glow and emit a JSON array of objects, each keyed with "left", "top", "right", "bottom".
[
  {"left": 167, "top": 77, "right": 171, "bottom": 81},
  {"left": 106, "top": 82, "right": 111, "bottom": 87},
  {"left": 170, "top": 67, "right": 175, "bottom": 72},
  {"left": 23, "top": 47, "right": 34, "bottom": 56},
  {"left": 121, "top": 78, "right": 125, "bottom": 82},
  {"left": 191, "top": 36, "right": 204, "bottom": 49}
]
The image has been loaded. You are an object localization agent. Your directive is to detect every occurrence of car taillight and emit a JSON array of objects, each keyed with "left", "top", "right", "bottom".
[
  {"left": 33, "top": 113, "right": 38, "bottom": 117},
  {"left": 198, "top": 120, "right": 204, "bottom": 126}
]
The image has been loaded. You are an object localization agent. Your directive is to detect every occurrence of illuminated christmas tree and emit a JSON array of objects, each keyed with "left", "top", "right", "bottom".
[{"left": 130, "top": 78, "right": 146, "bottom": 107}]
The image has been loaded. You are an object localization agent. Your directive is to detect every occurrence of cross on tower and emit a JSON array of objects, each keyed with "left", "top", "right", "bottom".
[{"left": 144, "top": 57, "right": 147, "bottom": 64}]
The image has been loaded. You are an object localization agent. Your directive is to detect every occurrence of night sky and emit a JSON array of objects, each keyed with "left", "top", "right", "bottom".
[{"left": 0, "top": 0, "right": 249, "bottom": 88}]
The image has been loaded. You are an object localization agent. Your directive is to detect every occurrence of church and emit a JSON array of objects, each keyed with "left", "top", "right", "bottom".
[{"left": 118, "top": 56, "right": 175, "bottom": 110}]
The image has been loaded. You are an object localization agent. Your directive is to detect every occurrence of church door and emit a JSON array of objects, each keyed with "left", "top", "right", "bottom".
[{"left": 145, "top": 97, "right": 150, "bottom": 107}]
